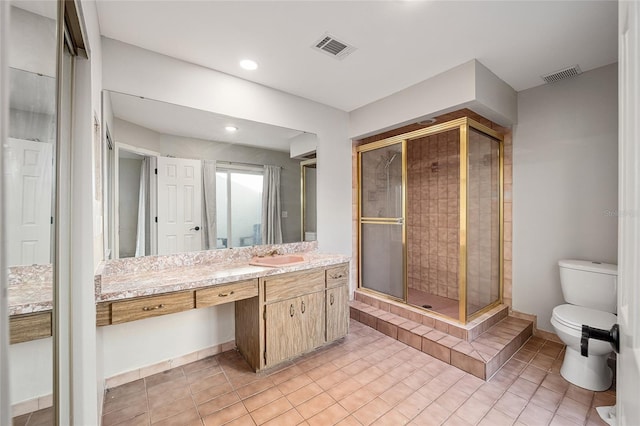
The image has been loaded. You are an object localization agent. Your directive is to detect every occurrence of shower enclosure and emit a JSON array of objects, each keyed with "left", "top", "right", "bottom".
[{"left": 357, "top": 117, "right": 503, "bottom": 323}]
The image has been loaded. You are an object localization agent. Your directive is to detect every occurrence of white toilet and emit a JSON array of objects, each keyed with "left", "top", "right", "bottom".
[{"left": 551, "top": 259, "right": 617, "bottom": 391}]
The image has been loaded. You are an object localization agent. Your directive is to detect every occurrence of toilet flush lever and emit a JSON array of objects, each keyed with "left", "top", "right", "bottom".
[{"left": 580, "top": 324, "right": 620, "bottom": 357}]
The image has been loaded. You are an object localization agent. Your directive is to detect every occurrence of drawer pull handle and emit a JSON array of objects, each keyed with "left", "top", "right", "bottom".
[
  {"left": 218, "top": 291, "right": 235, "bottom": 297},
  {"left": 331, "top": 274, "right": 344, "bottom": 279},
  {"left": 142, "top": 304, "right": 165, "bottom": 311},
  {"left": 301, "top": 301, "right": 306, "bottom": 314},
  {"left": 330, "top": 294, "right": 335, "bottom": 305},
  {"left": 290, "top": 304, "right": 295, "bottom": 317}
]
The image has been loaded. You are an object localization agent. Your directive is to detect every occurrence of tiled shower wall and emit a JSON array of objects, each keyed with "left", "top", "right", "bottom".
[{"left": 406, "top": 130, "right": 460, "bottom": 300}]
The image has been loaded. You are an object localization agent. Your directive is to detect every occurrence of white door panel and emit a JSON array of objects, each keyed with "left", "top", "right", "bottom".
[
  {"left": 617, "top": 1, "right": 640, "bottom": 424},
  {"left": 5, "top": 138, "right": 53, "bottom": 265},
  {"left": 157, "top": 156, "right": 202, "bottom": 255}
]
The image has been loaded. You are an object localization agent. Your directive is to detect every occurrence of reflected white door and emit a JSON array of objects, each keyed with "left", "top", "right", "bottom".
[
  {"left": 617, "top": 1, "right": 640, "bottom": 424},
  {"left": 5, "top": 138, "right": 53, "bottom": 265},
  {"left": 157, "top": 156, "right": 202, "bottom": 255}
]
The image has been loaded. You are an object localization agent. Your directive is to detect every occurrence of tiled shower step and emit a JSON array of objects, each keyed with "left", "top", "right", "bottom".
[
  {"left": 353, "top": 290, "right": 510, "bottom": 341},
  {"left": 349, "top": 300, "right": 533, "bottom": 380}
]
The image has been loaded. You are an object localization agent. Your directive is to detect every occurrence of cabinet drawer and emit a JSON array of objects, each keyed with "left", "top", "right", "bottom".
[
  {"left": 10, "top": 312, "right": 52, "bottom": 344},
  {"left": 326, "top": 263, "right": 349, "bottom": 288},
  {"left": 264, "top": 269, "right": 325, "bottom": 302},
  {"left": 196, "top": 279, "right": 258, "bottom": 307},
  {"left": 111, "top": 291, "right": 194, "bottom": 324}
]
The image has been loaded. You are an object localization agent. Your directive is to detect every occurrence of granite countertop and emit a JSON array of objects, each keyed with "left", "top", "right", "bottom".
[
  {"left": 97, "top": 252, "right": 350, "bottom": 303},
  {"left": 8, "top": 264, "right": 53, "bottom": 316},
  {"left": 8, "top": 242, "right": 350, "bottom": 316}
]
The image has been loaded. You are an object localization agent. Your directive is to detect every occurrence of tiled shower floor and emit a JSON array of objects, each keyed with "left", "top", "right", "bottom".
[
  {"left": 90, "top": 319, "right": 613, "bottom": 426},
  {"left": 407, "top": 289, "right": 460, "bottom": 319}
]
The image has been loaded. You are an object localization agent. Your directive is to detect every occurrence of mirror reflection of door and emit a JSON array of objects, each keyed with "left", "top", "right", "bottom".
[
  {"left": 116, "top": 144, "right": 158, "bottom": 258},
  {"left": 157, "top": 156, "right": 203, "bottom": 255},
  {"left": 5, "top": 137, "right": 53, "bottom": 265}
]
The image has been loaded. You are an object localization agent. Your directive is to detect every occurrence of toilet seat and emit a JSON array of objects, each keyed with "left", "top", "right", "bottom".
[{"left": 552, "top": 304, "right": 617, "bottom": 332}]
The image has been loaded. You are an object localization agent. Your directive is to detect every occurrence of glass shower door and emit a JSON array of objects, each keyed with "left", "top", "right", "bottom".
[
  {"left": 466, "top": 128, "right": 501, "bottom": 317},
  {"left": 359, "top": 142, "right": 405, "bottom": 300}
]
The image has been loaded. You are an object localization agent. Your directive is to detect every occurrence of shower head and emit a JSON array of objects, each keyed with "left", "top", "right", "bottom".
[{"left": 384, "top": 153, "right": 398, "bottom": 169}]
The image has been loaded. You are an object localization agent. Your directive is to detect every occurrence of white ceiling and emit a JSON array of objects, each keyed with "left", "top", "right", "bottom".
[
  {"left": 96, "top": 1, "right": 618, "bottom": 112},
  {"left": 108, "top": 91, "right": 306, "bottom": 152}
]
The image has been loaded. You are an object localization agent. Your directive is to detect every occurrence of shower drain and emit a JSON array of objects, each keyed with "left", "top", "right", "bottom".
[{"left": 422, "top": 304, "right": 433, "bottom": 309}]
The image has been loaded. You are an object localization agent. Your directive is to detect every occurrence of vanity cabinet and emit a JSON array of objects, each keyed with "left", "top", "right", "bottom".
[
  {"left": 96, "top": 261, "right": 350, "bottom": 372},
  {"left": 262, "top": 269, "right": 325, "bottom": 367},
  {"left": 236, "top": 263, "right": 350, "bottom": 371}
]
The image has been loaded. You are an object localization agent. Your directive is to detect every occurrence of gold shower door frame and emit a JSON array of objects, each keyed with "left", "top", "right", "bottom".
[{"left": 357, "top": 117, "right": 504, "bottom": 324}]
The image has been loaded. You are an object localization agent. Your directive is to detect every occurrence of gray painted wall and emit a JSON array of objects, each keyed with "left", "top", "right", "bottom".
[{"left": 512, "top": 64, "right": 618, "bottom": 331}]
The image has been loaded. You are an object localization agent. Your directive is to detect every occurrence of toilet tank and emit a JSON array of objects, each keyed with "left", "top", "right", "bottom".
[{"left": 558, "top": 260, "right": 618, "bottom": 313}]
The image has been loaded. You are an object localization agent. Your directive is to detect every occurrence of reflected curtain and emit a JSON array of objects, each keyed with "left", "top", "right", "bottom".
[
  {"left": 261, "top": 165, "right": 283, "bottom": 244},
  {"left": 134, "top": 158, "right": 150, "bottom": 257},
  {"left": 202, "top": 160, "right": 217, "bottom": 249}
]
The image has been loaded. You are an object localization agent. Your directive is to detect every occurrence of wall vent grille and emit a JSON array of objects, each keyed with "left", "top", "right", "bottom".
[
  {"left": 541, "top": 65, "right": 583, "bottom": 83},
  {"left": 312, "top": 33, "right": 356, "bottom": 60}
]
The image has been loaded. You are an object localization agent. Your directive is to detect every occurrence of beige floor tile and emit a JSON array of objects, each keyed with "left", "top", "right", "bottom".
[
  {"left": 353, "top": 397, "right": 392, "bottom": 426},
  {"left": 150, "top": 395, "right": 195, "bottom": 423},
  {"left": 516, "top": 403, "right": 554, "bottom": 426},
  {"left": 454, "top": 395, "right": 491, "bottom": 425},
  {"left": 307, "top": 403, "right": 350, "bottom": 426},
  {"left": 494, "top": 391, "right": 527, "bottom": 419},
  {"left": 260, "top": 408, "right": 304, "bottom": 426},
  {"left": 202, "top": 402, "right": 248, "bottom": 426},
  {"left": 152, "top": 407, "right": 201, "bottom": 426},
  {"left": 478, "top": 407, "right": 516, "bottom": 426},
  {"left": 102, "top": 399, "right": 148, "bottom": 426},
  {"left": 92, "top": 321, "right": 617, "bottom": 426},
  {"left": 294, "top": 392, "right": 334, "bottom": 419},
  {"left": 249, "top": 396, "right": 294, "bottom": 425},
  {"left": 236, "top": 378, "right": 275, "bottom": 400},
  {"left": 286, "top": 382, "right": 324, "bottom": 407},
  {"left": 371, "top": 408, "right": 410, "bottom": 426},
  {"left": 555, "top": 396, "right": 590, "bottom": 425},
  {"left": 197, "top": 391, "right": 241, "bottom": 418},
  {"left": 410, "top": 402, "right": 452, "bottom": 426}
]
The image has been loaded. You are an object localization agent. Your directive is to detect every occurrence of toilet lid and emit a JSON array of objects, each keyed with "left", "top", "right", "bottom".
[{"left": 552, "top": 304, "right": 617, "bottom": 331}]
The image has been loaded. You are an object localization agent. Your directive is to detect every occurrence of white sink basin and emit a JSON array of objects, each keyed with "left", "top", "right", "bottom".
[{"left": 249, "top": 254, "right": 306, "bottom": 267}]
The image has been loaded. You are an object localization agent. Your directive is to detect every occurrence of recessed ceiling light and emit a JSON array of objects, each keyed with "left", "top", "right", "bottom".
[
  {"left": 225, "top": 126, "right": 238, "bottom": 132},
  {"left": 240, "top": 59, "right": 258, "bottom": 71}
]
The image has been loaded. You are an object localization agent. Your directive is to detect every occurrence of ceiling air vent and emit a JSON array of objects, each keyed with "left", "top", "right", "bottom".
[
  {"left": 541, "top": 65, "right": 582, "bottom": 84},
  {"left": 312, "top": 33, "right": 356, "bottom": 60}
]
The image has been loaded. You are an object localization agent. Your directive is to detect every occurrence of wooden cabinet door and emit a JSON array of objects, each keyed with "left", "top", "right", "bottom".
[
  {"left": 265, "top": 298, "right": 304, "bottom": 366},
  {"left": 297, "top": 291, "right": 325, "bottom": 353},
  {"left": 264, "top": 291, "right": 325, "bottom": 367},
  {"left": 326, "top": 284, "right": 349, "bottom": 342}
]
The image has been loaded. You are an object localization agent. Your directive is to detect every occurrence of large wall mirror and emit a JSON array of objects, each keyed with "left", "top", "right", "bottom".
[
  {"left": 6, "top": 0, "right": 57, "bottom": 418},
  {"left": 102, "top": 91, "right": 318, "bottom": 259}
]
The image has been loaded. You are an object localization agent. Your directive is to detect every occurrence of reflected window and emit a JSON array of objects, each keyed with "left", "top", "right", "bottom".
[{"left": 216, "top": 168, "right": 263, "bottom": 248}]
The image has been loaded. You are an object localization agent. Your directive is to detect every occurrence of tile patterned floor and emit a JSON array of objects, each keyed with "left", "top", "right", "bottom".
[
  {"left": 95, "top": 319, "right": 614, "bottom": 426},
  {"left": 14, "top": 318, "right": 615, "bottom": 426}
]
